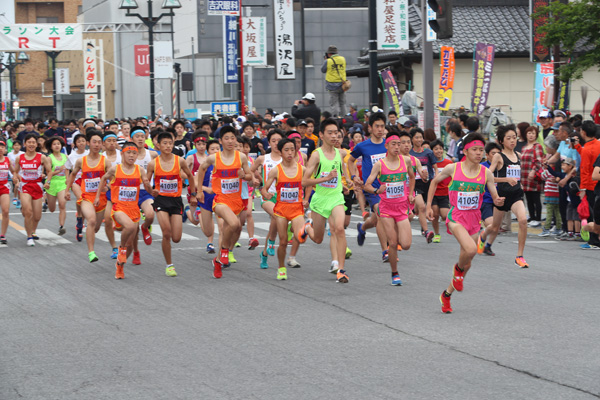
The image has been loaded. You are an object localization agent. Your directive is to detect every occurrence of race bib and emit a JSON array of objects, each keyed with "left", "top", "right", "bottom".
[
  {"left": 319, "top": 171, "right": 338, "bottom": 189},
  {"left": 457, "top": 191, "right": 480, "bottom": 210},
  {"left": 221, "top": 178, "right": 240, "bottom": 194},
  {"left": 118, "top": 186, "right": 138, "bottom": 202},
  {"left": 85, "top": 177, "right": 100, "bottom": 193},
  {"left": 415, "top": 170, "right": 421, "bottom": 180},
  {"left": 438, "top": 167, "right": 444, "bottom": 174},
  {"left": 370, "top": 153, "right": 386, "bottom": 165},
  {"left": 159, "top": 178, "right": 178, "bottom": 194},
  {"left": 22, "top": 170, "right": 39, "bottom": 181},
  {"left": 280, "top": 187, "right": 299, "bottom": 203},
  {"left": 386, "top": 181, "right": 405, "bottom": 199},
  {"left": 506, "top": 165, "right": 521, "bottom": 180},
  {"left": 54, "top": 166, "right": 66, "bottom": 177},
  {"left": 300, "top": 147, "right": 308, "bottom": 155},
  {"left": 0, "top": 170, "right": 8, "bottom": 181}
]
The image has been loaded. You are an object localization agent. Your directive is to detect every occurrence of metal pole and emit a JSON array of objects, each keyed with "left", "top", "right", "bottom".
[
  {"left": 177, "top": 69, "right": 181, "bottom": 118},
  {"left": 368, "top": 0, "right": 378, "bottom": 108},
  {"left": 171, "top": 13, "right": 176, "bottom": 118},
  {"left": 300, "top": 0, "right": 306, "bottom": 95},
  {"left": 422, "top": 0, "right": 434, "bottom": 128},
  {"left": 192, "top": 37, "right": 197, "bottom": 109},
  {"left": 238, "top": 1, "right": 245, "bottom": 115},
  {"left": 148, "top": 0, "right": 156, "bottom": 119}
]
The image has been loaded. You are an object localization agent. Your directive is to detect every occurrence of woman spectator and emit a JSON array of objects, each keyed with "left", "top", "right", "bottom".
[
  {"left": 520, "top": 125, "right": 544, "bottom": 226},
  {"left": 515, "top": 121, "right": 530, "bottom": 153}
]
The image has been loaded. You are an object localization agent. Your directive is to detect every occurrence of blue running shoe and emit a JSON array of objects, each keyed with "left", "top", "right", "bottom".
[
  {"left": 391, "top": 274, "right": 403, "bottom": 286},
  {"left": 357, "top": 223, "right": 366, "bottom": 246},
  {"left": 266, "top": 239, "right": 276, "bottom": 256},
  {"left": 206, "top": 243, "right": 215, "bottom": 254},
  {"left": 260, "top": 252, "right": 269, "bottom": 269},
  {"left": 111, "top": 248, "right": 118, "bottom": 259},
  {"left": 182, "top": 205, "right": 189, "bottom": 223}
]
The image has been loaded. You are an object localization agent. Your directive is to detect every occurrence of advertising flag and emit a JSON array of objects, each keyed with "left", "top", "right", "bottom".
[
  {"left": 438, "top": 46, "right": 455, "bottom": 111},
  {"left": 471, "top": 42, "right": 495, "bottom": 115}
]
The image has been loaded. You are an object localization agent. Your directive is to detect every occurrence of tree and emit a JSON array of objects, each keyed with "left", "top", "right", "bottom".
[{"left": 535, "top": 0, "right": 600, "bottom": 82}]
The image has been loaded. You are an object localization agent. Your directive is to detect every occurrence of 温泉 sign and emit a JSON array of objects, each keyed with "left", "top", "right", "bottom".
[
  {"left": 471, "top": 42, "right": 495, "bottom": 115},
  {"left": 438, "top": 46, "right": 455, "bottom": 111},
  {"left": 223, "top": 16, "right": 238, "bottom": 84},
  {"left": 55, "top": 68, "right": 70, "bottom": 95},
  {"left": 530, "top": 0, "right": 551, "bottom": 62},
  {"left": 377, "top": 0, "right": 409, "bottom": 50},
  {"left": 273, "top": 0, "right": 295, "bottom": 80},
  {"left": 0, "top": 24, "right": 82, "bottom": 51},
  {"left": 242, "top": 17, "right": 267, "bottom": 66},
  {"left": 208, "top": 0, "right": 240, "bottom": 16}
]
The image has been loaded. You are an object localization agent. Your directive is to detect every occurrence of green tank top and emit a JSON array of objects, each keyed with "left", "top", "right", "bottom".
[
  {"left": 50, "top": 153, "right": 68, "bottom": 182},
  {"left": 313, "top": 147, "right": 342, "bottom": 196}
]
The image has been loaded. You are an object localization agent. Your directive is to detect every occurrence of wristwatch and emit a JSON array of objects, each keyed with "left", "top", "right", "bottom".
[{"left": 190, "top": 191, "right": 197, "bottom": 197}]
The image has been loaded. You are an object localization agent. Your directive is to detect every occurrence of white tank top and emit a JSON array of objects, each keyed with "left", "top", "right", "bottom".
[
  {"left": 135, "top": 149, "right": 153, "bottom": 189},
  {"left": 263, "top": 153, "right": 282, "bottom": 194}
]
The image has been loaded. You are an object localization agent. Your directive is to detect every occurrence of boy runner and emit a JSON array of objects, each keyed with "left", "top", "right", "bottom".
[
  {"left": 7, "top": 140, "right": 23, "bottom": 209},
  {"left": 184, "top": 132, "right": 208, "bottom": 230},
  {"left": 102, "top": 132, "right": 122, "bottom": 259},
  {"left": 65, "top": 133, "right": 89, "bottom": 241}
]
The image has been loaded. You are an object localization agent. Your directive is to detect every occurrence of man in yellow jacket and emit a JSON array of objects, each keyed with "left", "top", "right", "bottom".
[{"left": 321, "top": 45, "right": 346, "bottom": 117}]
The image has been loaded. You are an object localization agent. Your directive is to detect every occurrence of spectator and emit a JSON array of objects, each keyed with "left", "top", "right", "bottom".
[
  {"left": 349, "top": 103, "right": 359, "bottom": 122},
  {"left": 388, "top": 110, "right": 398, "bottom": 127},
  {"left": 17, "top": 118, "right": 38, "bottom": 143},
  {"left": 538, "top": 109, "right": 554, "bottom": 139},
  {"left": 297, "top": 120, "right": 316, "bottom": 158},
  {"left": 45, "top": 117, "right": 66, "bottom": 141},
  {"left": 291, "top": 93, "right": 321, "bottom": 132},
  {"left": 520, "top": 126, "right": 544, "bottom": 227},
  {"left": 321, "top": 45, "right": 346, "bottom": 117},
  {"left": 515, "top": 121, "right": 530, "bottom": 153}
]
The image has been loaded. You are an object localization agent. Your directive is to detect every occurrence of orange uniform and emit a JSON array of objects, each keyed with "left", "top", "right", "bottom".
[
  {"left": 154, "top": 156, "right": 182, "bottom": 197},
  {"left": 273, "top": 162, "right": 304, "bottom": 221},
  {"left": 211, "top": 151, "right": 244, "bottom": 215},
  {"left": 110, "top": 164, "right": 142, "bottom": 229},
  {"left": 78, "top": 155, "right": 107, "bottom": 212}
]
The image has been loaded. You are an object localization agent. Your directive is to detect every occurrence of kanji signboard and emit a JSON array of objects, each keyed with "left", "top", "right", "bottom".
[
  {"left": 242, "top": 17, "right": 267, "bottom": 66},
  {"left": 223, "top": 16, "right": 238, "bottom": 84},
  {"left": 273, "top": 0, "right": 295, "bottom": 80},
  {"left": 471, "top": 42, "right": 495, "bottom": 115},
  {"left": 438, "top": 46, "right": 455, "bottom": 111},
  {"left": 208, "top": 0, "right": 240, "bottom": 16},
  {"left": 211, "top": 101, "right": 239, "bottom": 115},
  {"left": 377, "top": 0, "right": 409, "bottom": 50},
  {"left": 0, "top": 24, "right": 82, "bottom": 51},
  {"left": 55, "top": 68, "right": 70, "bottom": 95}
]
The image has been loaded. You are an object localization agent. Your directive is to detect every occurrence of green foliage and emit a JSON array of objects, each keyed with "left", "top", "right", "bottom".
[{"left": 534, "top": 0, "right": 600, "bottom": 81}]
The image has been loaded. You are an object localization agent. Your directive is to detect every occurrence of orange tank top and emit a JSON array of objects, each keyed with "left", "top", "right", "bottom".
[
  {"left": 276, "top": 163, "right": 303, "bottom": 205},
  {"left": 212, "top": 151, "right": 242, "bottom": 198},
  {"left": 154, "top": 156, "right": 182, "bottom": 197},
  {"left": 81, "top": 155, "right": 106, "bottom": 197},
  {"left": 111, "top": 164, "right": 141, "bottom": 215}
]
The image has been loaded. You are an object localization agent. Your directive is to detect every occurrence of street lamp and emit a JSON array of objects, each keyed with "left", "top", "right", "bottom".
[{"left": 119, "top": 0, "right": 181, "bottom": 119}]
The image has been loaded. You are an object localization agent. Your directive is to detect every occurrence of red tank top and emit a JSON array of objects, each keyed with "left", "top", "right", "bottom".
[
  {"left": 19, "top": 153, "right": 43, "bottom": 183},
  {"left": 0, "top": 158, "right": 10, "bottom": 184}
]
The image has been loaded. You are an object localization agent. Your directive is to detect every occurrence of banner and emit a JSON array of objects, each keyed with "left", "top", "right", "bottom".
[
  {"left": 380, "top": 68, "right": 402, "bottom": 117},
  {"left": 377, "top": 0, "right": 409, "bottom": 50},
  {"left": 154, "top": 41, "right": 174, "bottom": 79},
  {"left": 533, "top": 62, "right": 553, "bottom": 122},
  {"left": 83, "top": 41, "right": 98, "bottom": 93},
  {"left": 55, "top": 68, "right": 70, "bottom": 95},
  {"left": 0, "top": 24, "right": 82, "bottom": 51},
  {"left": 208, "top": 0, "right": 240, "bottom": 16},
  {"left": 530, "top": 0, "right": 551, "bottom": 62},
  {"left": 274, "top": 0, "right": 295, "bottom": 80},
  {"left": 471, "top": 42, "right": 495, "bottom": 115},
  {"left": 426, "top": 4, "right": 437, "bottom": 42},
  {"left": 555, "top": 80, "right": 570, "bottom": 111},
  {"left": 438, "top": 46, "right": 455, "bottom": 111},
  {"left": 223, "top": 16, "right": 238, "bottom": 84},
  {"left": 134, "top": 45, "right": 149, "bottom": 76},
  {"left": 242, "top": 17, "right": 267, "bottom": 66}
]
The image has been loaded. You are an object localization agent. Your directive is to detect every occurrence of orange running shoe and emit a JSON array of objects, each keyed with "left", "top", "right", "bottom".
[
  {"left": 515, "top": 256, "right": 529, "bottom": 268},
  {"left": 477, "top": 233, "right": 485, "bottom": 254},
  {"left": 336, "top": 269, "right": 349, "bottom": 283},
  {"left": 132, "top": 251, "right": 141, "bottom": 265},
  {"left": 440, "top": 292, "right": 452, "bottom": 313},
  {"left": 115, "top": 262, "right": 124, "bottom": 279}
]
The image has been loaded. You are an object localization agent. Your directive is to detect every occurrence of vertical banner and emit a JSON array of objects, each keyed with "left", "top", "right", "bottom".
[
  {"left": 438, "top": 46, "right": 455, "bottom": 111},
  {"left": 223, "top": 16, "right": 239, "bottom": 84},
  {"left": 55, "top": 68, "right": 70, "bottom": 95},
  {"left": 242, "top": 17, "right": 267, "bottom": 66},
  {"left": 377, "top": 0, "right": 409, "bottom": 50},
  {"left": 555, "top": 80, "right": 570, "bottom": 111},
  {"left": 530, "top": 0, "right": 551, "bottom": 62},
  {"left": 134, "top": 45, "right": 150, "bottom": 76},
  {"left": 274, "top": 0, "right": 295, "bottom": 80},
  {"left": 379, "top": 68, "right": 403, "bottom": 116},
  {"left": 426, "top": 3, "right": 437, "bottom": 42},
  {"left": 471, "top": 42, "right": 495, "bottom": 115},
  {"left": 83, "top": 40, "right": 98, "bottom": 118},
  {"left": 533, "top": 62, "right": 553, "bottom": 122},
  {"left": 154, "top": 41, "right": 174, "bottom": 79}
]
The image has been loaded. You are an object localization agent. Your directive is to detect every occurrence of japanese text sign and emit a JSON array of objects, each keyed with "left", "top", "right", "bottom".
[
  {"left": 211, "top": 101, "right": 239, "bottom": 115},
  {"left": 530, "top": 0, "right": 551, "bottom": 62},
  {"left": 83, "top": 41, "right": 98, "bottom": 94},
  {"left": 377, "top": 0, "right": 409, "bottom": 50},
  {"left": 0, "top": 24, "right": 82, "bottom": 51},
  {"left": 223, "top": 16, "right": 238, "bottom": 84},
  {"left": 533, "top": 62, "right": 553, "bottom": 122},
  {"left": 273, "top": 0, "right": 295, "bottom": 80},
  {"left": 55, "top": 68, "right": 70, "bottom": 95},
  {"left": 471, "top": 42, "right": 495, "bottom": 115},
  {"left": 208, "top": 0, "right": 240, "bottom": 16},
  {"left": 438, "top": 46, "right": 455, "bottom": 111},
  {"left": 242, "top": 17, "right": 267, "bottom": 66}
]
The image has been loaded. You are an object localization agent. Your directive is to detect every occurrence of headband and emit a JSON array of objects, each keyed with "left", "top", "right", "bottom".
[
  {"left": 194, "top": 136, "right": 207, "bottom": 143},
  {"left": 288, "top": 133, "right": 301, "bottom": 139},
  {"left": 131, "top": 129, "right": 145, "bottom": 138},
  {"left": 0, "top": 140, "right": 6, "bottom": 146},
  {"left": 464, "top": 140, "right": 485, "bottom": 150},
  {"left": 121, "top": 144, "right": 139, "bottom": 152},
  {"left": 82, "top": 120, "right": 95, "bottom": 127},
  {"left": 103, "top": 133, "right": 118, "bottom": 141},
  {"left": 385, "top": 135, "right": 401, "bottom": 145}
]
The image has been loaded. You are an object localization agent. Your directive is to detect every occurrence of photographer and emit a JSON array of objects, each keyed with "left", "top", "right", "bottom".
[
  {"left": 321, "top": 45, "right": 346, "bottom": 117},
  {"left": 291, "top": 93, "right": 321, "bottom": 132}
]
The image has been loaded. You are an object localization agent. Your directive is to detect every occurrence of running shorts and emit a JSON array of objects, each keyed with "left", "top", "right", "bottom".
[{"left": 152, "top": 195, "right": 184, "bottom": 216}]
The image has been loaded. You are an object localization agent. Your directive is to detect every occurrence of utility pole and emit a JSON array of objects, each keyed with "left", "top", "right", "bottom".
[
  {"left": 422, "top": 0, "right": 434, "bottom": 129},
  {"left": 368, "top": 0, "right": 378, "bottom": 109}
]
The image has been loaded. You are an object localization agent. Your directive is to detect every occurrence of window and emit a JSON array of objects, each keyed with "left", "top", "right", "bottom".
[{"left": 36, "top": 17, "right": 59, "bottom": 23}]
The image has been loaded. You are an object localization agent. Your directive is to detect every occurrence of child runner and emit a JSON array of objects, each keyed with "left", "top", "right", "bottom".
[
  {"left": 237, "top": 136, "right": 260, "bottom": 250},
  {"left": 261, "top": 138, "right": 307, "bottom": 280},
  {"left": 285, "top": 131, "right": 309, "bottom": 268},
  {"left": 477, "top": 125, "right": 530, "bottom": 268},
  {"left": 364, "top": 131, "right": 415, "bottom": 285},
  {"left": 43, "top": 137, "right": 69, "bottom": 235},
  {"left": 65, "top": 129, "right": 110, "bottom": 262},
  {"left": 479, "top": 142, "right": 502, "bottom": 255},
  {"left": 350, "top": 130, "right": 368, "bottom": 220},
  {"left": 429, "top": 139, "right": 453, "bottom": 243},
  {"left": 409, "top": 127, "right": 437, "bottom": 242},
  {"left": 299, "top": 118, "right": 352, "bottom": 283},
  {"left": 184, "top": 132, "right": 208, "bottom": 229},
  {"left": 196, "top": 126, "right": 253, "bottom": 279},
  {"left": 426, "top": 133, "right": 505, "bottom": 313},
  {"left": 0, "top": 139, "right": 16, "bottom": 244},
  {"left": 14, "top": 134, "right": 51, "bottom": 246},
  {"left": 191, "top": 139, "right": 220, "bottom": 253},
  {"left": 7, "top": 140, "right": 23, "bottom": 209},
  {"left": 102, "top": 131, "right": 122, "bottom": 259},
  {"left": 65, "top": 133, "right": 89, "bottom": 241},
  {"left": 147, "top": 132, "right": 197, "bottom": 277}
]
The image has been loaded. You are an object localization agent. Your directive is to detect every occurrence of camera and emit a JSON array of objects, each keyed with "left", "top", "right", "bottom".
[{"left": 324, "top": 53, "right": 329, "bottom": 59}]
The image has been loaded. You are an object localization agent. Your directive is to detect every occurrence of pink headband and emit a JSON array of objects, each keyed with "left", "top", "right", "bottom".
[
  {"left": 385, "top": 135, "right": 401, "bottom": 145},
  {"left": 464, "top": 140, "right": 485, "bottom": 150},
  {"left": 288, "top": 133, "right": 301, "bottom": 139}
]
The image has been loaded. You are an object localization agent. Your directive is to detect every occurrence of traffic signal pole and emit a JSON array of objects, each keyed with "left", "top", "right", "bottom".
[{"left": 422, "top": 0, "right": 434, "bottom": 129}]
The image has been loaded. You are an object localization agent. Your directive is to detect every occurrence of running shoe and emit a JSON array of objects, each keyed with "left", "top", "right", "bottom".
[
  {"left": 248, "top": 238, "right": 260, "bottom": 250},
  {"left": 391, "top": 274, "right": 402, "bottom": 286},
  {"left": 111, "top": 248, "right": 118, "bottom": 260},
  {"left": 382, "top": 250, "right": 389, "bottom": 263},
  {"left": 89, "top": 251, "right": 99, "bottom": 263},
  {"left": 328, "top": 262, "right": 339, "bottom": 274},
  {"left": 12, "top": 198, "right": 17, "bottom": 206},
  {"left": 206, "top": 243, "right": 215, "bottom": 253},
  {"left": 219, "top": 248, "right": 229, "bottom": 265},
  {"left": 141, "top": 225, "right": 152, "bottom": 245},
  {"left": 266, "top": 239, "right": 276, "bottom": 256},
  {"left": 452, "top": 264, "right": 464, "bottom": 292},
  {"left": 287, "top": 258, "right": 301, "bottom": 268},
  {"left": 228, "top": 252, "right": 237, "bottom": 263},
  {"left": 528, "top": 220, "right": 541, "bottom": 227},
  {"left": 424, "top": 230, "right": 434, "bottom": 244},
  {"left": 27, "top": 237, "right": 35, "bottom": 247},
  {"left": 581, "top": 243, "right": 600, "bottom": 250},
  {"left": 117, "top": 247, "right": 127, "bottom": 264},
  {"left": 76, "top": 217, "right": 83, "bottom": 242},
  {"left": 58, "top": 226, "right": 66, "bottom": 236},
  {"left": 260, "top": 252, "right": 269, "bottom": 269},
  {"left": 345, "top": 247, "right": 352, "bottom": 259},
  {"left": 182, "top": 205, "right": 189, "bottom": 223},
  {"left": 356, "top": 223, "right": 366, "bottom": 246},
  {"left": 277, "top": 267, "right": 288, "bottom": 280},
  {"left": 483, "top": 245, "right": 495, "bottom": 256},
  {"left": 515, "top": 256, "right": 529, "bottom": 268},
  {"left": 16, "top": 200, "right": 21, "bottom": 209},
  {"left": 362, "top": 211, "right": 370, "bottom": 220},
  {"left": 440, "top": 292, "right": 453, "bottom": 313},
  {"left": 165, "top": 265, "right": 177, "bottom": 277},
  {"left": 0, "top": 235, "right": 6, "bottom": 245},
  {"left": 432, "top": 234, "right": 441, "bottom": 243},
  {"left": 581, "top": 230, "right": 590, "bottom": 242},
  {"left": 336, "top": 269, "right": 349, "bottom": 283},
  {"left": 550, "top": 228, "right": 563, "bottom": 236},
  {"left": 538, "top": 228, "right": 550, "bottom": 237},
  {"left": 132, "top": 251, "right": 141, "bottom": 265},
  {"left": 234, "top": 242, "right": 241, "bottom": 248},
  {"left": 31, "top": 233, "right": 39, "bottom": 240},
  {"left": 42, "top": 202, "right": 48, "bottom": 212},
  {"left": 213, "top": 257, "right": 222, "bottom": 279},
  {"left": 298, "top": 219, "right": 312, "bottom": 243},
  {"left": 115, "top": 262, "right": 124, "bottom": 280}
]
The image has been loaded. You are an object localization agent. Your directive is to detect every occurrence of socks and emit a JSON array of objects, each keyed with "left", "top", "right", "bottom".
[{"left": 443, "top": 290, "right": 452, "bottom": 297}]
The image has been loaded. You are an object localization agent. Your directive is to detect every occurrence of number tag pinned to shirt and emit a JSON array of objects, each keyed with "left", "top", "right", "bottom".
[
  {"left": 221, "top": 178, "right": 240, "bottom": 194},
  {"left": 160, "top": 179, "right": 178, "bottom": 194},
  {"left": 506, "top": 165, "right": 521, "bottom": 180},
  {"left": 457, "top": 191, "right": 480, "bottom": 210},
  {"left": 85, "top": 177, "right": 100, "bottom": 193},
  {"left": 386, "top": 181, "right": 405, "bottom": 199},
  {"left": 119, "top": 186, "right": 138, "bottom": 202},
  {"left": 280, "top": 187, "right": 299, "bottom": 203}
]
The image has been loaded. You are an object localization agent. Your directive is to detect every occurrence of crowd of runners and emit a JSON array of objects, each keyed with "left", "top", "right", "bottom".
[{"left": 1, "top": 104, "right": 599, "bottom": 313}]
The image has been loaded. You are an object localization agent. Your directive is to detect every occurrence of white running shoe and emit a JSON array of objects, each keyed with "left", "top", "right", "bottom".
[
  {"left": 27, "top": 238, "right": 35, "bottom": 247},
  {"left": 328, "top": 262, "right": 339, "bottom": 274},
  {"left": 287, "top": 258, "right": 301, "bottom": 268}
]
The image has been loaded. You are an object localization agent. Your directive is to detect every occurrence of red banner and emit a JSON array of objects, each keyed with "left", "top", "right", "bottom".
[
  {"left": 531, "top": 0, "right": 551, "bottom": 62},
  {"left": 134, "top": 45, "right": 150, "bottom": 76}
]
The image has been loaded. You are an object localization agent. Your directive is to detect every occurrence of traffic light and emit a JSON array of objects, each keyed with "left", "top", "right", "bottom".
[{"left": 427, "top": 0, "right": 453, "bottom": 39}]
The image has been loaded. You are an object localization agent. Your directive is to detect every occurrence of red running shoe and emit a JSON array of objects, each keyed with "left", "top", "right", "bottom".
[
  {"left": 248, "top": 238, "right": 259, "bottom": 250},
  {"left": 141, "top": 225, "right": 152, "bottom": 245},
  {"left": 219, "top": 248, "right": 229, "bottom": 265},
  {"left": 440, "top": 292, "right": 453, "bottom": 313},
  {"left": 132, "top": 251, "right": 141, "bottom": 265},
  {"left": 452, "top": 264, "right": 465, "bottom": 292},
  {"left": 213, "top": 257, "right": 223, "bottom": 279}
]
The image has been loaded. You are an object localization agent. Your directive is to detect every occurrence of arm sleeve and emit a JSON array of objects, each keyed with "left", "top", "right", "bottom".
[{"left": 321, "top": 60, "right": 328, "bottom": 74}]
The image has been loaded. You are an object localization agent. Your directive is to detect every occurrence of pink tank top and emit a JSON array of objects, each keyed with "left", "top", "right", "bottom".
[
  {"left": 378, "top": 156, "right": 408, "bottom": 202},
  {"left": 448, "top": 162, "right": 486, "bottom": 212}
]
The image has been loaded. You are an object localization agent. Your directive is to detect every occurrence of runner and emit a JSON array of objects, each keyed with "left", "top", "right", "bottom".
[
  {"left": 426, "top": 133, "right": 505, "bottom": 313},
  {"left": 7, "top": 140, "right": 23, "bottom": 209},
  {"left": 191, "top": 139, "right": 220, "bottom": 253},
  {"left": 477, "top": 125, "right": 530, "bottom": 268},
  {"left": 96, "top": 142, "right": 153, "bottom": 279},
  {"left": 102, "top": 131, "right": 122, "bottom": 259},
  {"left": 65, "top": 133, "right": 89, "bottom": 241},
  {"left": 285, "top": 132, "right": 308, "bottom": 268},
  {"left": 237, "top": 136, "right": 260, "bottom": 251},
  {"left": 43, "top": 137, "right": 69, "bottom": 235},
  {"left": 261, "top": 138, "right": 307, "bottom": 280},
  {"left": 364, "top": 131, "right": 415, "bottom": 285},
  {"left": 0, "top": 138, "right": 16, "bottom": 244},
  {"left": 13, "top": 134, "right": 51, "bottom": 246},
  {"left": 409, "top": 127, "right": 437, "bottom": 242},
  {"left": 147, "top": 131, "right": 197, "bottom": 277},
  {"left": 479, "top": 142, "right": 502, "bottom": 255},
  {"left": 429, "top": 139, "right": 453, "bottom": 243},
  {"left": 184, "top": 132, "right": 208, "bottom": 229},
  {"left": 65, "top": 129, "right": 110, "bottom": 262},
  {"left": 196, "top": 126, "right": 253, "bottom": 279},
  {"left": 299, "top": 118, "right": 352, "bottom": 283}
]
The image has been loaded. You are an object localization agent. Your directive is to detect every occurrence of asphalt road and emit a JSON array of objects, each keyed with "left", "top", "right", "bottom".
[{"left": 1, "top": 198, "right": 599, "bottom": 400}]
